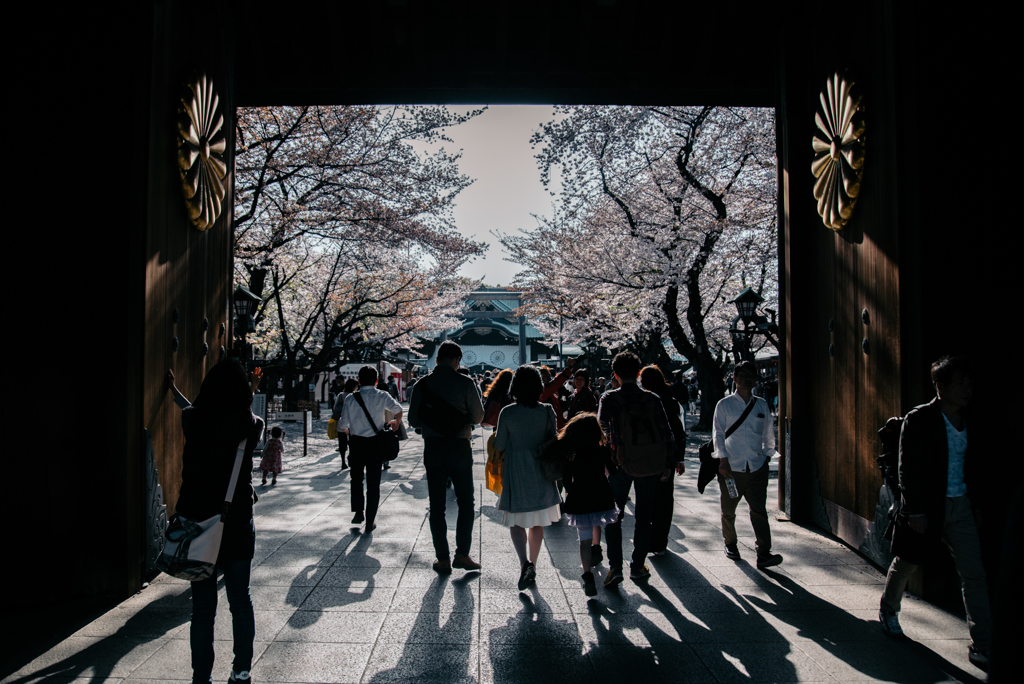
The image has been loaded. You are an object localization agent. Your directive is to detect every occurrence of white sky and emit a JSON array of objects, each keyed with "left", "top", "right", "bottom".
[{"left": 421, "top": 105, "right": 560, "bottom": 287}]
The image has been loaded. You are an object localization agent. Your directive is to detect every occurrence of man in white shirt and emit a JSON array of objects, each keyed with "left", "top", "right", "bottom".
[
  {"left": 338, "top": 366, "right": 402, "bottom": 533},
  {"left": 713, "top": 360, "right": 781, "bottom": 569}
]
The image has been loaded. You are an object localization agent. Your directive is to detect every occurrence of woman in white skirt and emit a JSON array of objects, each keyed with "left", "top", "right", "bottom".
[{"left": 494, "top": 365, "right": 562, "bottom": 591}]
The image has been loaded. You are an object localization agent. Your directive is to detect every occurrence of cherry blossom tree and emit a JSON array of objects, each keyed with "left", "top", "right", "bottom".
[
  {"left": 234, "top": 105, "right": 486, "bottom": 404},
  {"left": 247, "top": 236, "right": 476, "bottom": 407},
  {"left": 504, "top": 105, "right": 777, "bottom": 428},
  {"left": 234, "top": 105, "right": 483, "bottom": 261}
]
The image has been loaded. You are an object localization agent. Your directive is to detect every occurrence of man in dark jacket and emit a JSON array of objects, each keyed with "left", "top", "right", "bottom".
[
  {"left": 408, "top": 341, "right": 485, "bottom": 574},
  {"left": 598, "top": 352, "right": 675, "bottom": 587},
  {"left": 879, "top": 356, "right": 991, "bottom": 672}
]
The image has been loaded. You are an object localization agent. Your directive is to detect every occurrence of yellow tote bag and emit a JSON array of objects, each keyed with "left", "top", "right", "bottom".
[
  {"left": 327, "top": 419, "right": 338, "bottom": 440},
  {"left": 485, "top": 432, "right": 504, "bottom": 496}
]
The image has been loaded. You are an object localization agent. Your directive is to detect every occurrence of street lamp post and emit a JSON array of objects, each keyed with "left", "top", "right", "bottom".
[
  {"left": 233, "top": 285, "right": 262, "bottom": 362},
  {"left": 727, "top": 288, "right": 780, "bottom": 363},
  {"left": 584, "top": 338, "right": 601, "bottom": 371}
]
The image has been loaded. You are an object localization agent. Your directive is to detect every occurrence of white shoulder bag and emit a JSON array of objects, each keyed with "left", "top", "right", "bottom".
[{"left": 156, "top": 438, "right": 248, "bottom": 581}]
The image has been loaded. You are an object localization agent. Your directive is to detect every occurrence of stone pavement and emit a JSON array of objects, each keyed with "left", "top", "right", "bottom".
[{"left": 4, "top": 412, "right": 987, "bottom": 683}]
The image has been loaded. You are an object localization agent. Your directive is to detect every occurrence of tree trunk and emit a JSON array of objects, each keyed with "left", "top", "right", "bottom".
[{"left": 662, "top": 283, "right": 725, "bottom": 432}]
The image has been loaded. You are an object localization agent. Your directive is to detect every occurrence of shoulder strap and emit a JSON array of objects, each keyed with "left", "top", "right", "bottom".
[
  {"left": 223, "top": 436, "right": 250, "bottom": 504},
  {"left": 353, "top": 392, "right": 381, "bottom": 433},
  {"left": 725, "top": 397, "right": 757, "bottom": 439}
]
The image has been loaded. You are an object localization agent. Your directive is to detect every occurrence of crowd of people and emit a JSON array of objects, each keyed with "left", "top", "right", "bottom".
[{"left": 164, "top": 347, "right": 990, "bottom": 682}]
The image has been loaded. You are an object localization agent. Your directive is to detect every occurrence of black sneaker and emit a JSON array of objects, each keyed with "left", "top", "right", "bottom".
[
  {"left": 756, "top": 553, "right": 783, "bottom": 569},
  {"left": 582, "top": 571, "right": 597, "bottom": 596},
  {"left": 879, "top": 610, "right": 903, "bottom": 637},
  {"left": 629, "top": 563, "right": 651, "bottom": 581},
  {"left": 352, "top": 511, "right": 365, "bottom": 524},
  {"left": 518, "top": 562, "right": 536, "bottom": 591},
  {"left": 724, "top": 543, "right": 741, "bottom": 560},
  {"left": 603, "top": 567, "right": 624, "bottom": 588}
]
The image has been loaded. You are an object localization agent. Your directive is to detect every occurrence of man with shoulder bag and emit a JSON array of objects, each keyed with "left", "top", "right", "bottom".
[
  {"left": 713, "top": 361, "right": 781, "bottom": 569},
  {"left": 338, "top": 365, "right": 402, "bottom": 534},
  {"left": 408, "top": 341, "right": 485, "bottom": 573}
]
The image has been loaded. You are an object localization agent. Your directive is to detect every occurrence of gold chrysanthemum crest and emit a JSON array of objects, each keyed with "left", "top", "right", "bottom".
[
  {"left": 177, "top": 74, "right": 227, "bottom": 231},
  {"left": 811, "top": 72, "right": 865, "bottom": 231}
]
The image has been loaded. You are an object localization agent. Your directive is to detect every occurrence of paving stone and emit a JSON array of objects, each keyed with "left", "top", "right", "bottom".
[
  {"left": 300, "top": 585, "right": 397, "bottom": 612},
  {"left": 378, "top": 610, "right": 479, "bottom": 644},
  {"left": 273, "top": 609, "right": 386, "bottom": 643},
  {"left": 15, "top": 423, "right": 989, "bottom": 684},
  {"left": 363, "top": 641, "right": 480, "bottom": 683},
  {"left": 689, "top": 641, "right": 833, "bottom": 682},
  {"left": 481, "top": 643, "right": 593, "bottom": 684},
  {"left": 257, "top": 641, "right": 373, "bottom": 682},
  {"left": 481, "top": 612, "right": 581, "bottom": 645},
  {"left": 585, "top": 642, "right": 718, "bottom": 683},
  {"left": 9, "top": 636, "right": 167, "bottom": 681}
]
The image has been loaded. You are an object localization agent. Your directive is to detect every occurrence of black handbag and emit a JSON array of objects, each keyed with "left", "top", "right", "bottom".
[{"left": 353, "top": 393, "right": 400, "bottom": 462}]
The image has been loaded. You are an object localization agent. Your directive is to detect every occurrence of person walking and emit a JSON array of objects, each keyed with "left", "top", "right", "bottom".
[
  {"left": 481, "top": 369, "right": 513, "bottom": 429},
  {"left": 494, "top": 365, "right": 562, "bottom": 591},
  {"left": 331, "top": 378, "right": 358, "bottom": 470},
  {"left": 598, "top": 352, "right": 676, "bottom": 587},
  {"left": 878, "top": 356, "right": 991, "bottom": 671},
  {"left": 714, "top": 360, "right": 782, "bottom": 569},
  {"left": 565, "top": 367, "right": 604, "bottom": 559},
  {"left": 408, "top": 341, "right": 485, "bottom": 573},
  {"left": 338, "top": 365, "right": 403, "bottom": 534},
  {"left": 555, "top": 412, "right": 619, "bottom": 596},
  {"left": 166, "top": 361, "right": 264, "bottom": 684},
  {"left": 639, "top": 365, "right": 687, "bottom": 557},
  {"left": 566, "top": 368, "right": 599, "bottom": 420},
  {"left": 540, "top": 359, "right": 580, "bottom": 430},
  {"left": 329, "top": 374, "right": 344, "bottom": 409}
]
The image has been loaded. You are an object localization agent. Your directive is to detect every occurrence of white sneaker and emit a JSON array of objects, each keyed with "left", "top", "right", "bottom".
[{"left": 879, "top": 610, "right": 903, "bottom": 636}]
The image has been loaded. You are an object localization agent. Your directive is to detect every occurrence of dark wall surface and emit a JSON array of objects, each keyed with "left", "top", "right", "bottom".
[{"left": 8, "top": 0, "right": 237, "bottom": 623}]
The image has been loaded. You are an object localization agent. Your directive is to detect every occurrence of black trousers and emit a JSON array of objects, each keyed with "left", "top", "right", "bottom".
[
  {"left": 650, "top": 473, "right": 675, "bottom": 553},
  {"left": 349, "top": 435, "right": 382, "bottom": 523}
]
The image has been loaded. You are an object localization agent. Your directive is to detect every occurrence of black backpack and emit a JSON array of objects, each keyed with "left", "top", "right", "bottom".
[
  {"left": 876, "top": 416, "right": 904, "bottom": 540},
  {"left": 415, "top": 374, "right": 471, "bottom": 438},
  {"left": 610, "top": 391, "right": 669, "bottom": 477}
]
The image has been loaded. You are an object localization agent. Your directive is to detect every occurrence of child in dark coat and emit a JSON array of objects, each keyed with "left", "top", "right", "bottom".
[{"left": 556, "top": 412, "right": 619, "bottom": 596}]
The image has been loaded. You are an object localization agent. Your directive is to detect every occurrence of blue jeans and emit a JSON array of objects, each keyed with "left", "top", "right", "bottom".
[
  {"left": 605, "top": 469, "right": 659, "bottom": 569},
  {"left": 190, "top": 556, "right": 255, "bottom": 683},
  {"left": 423, "top": 436, "right": 475, "bottom": 559}
]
